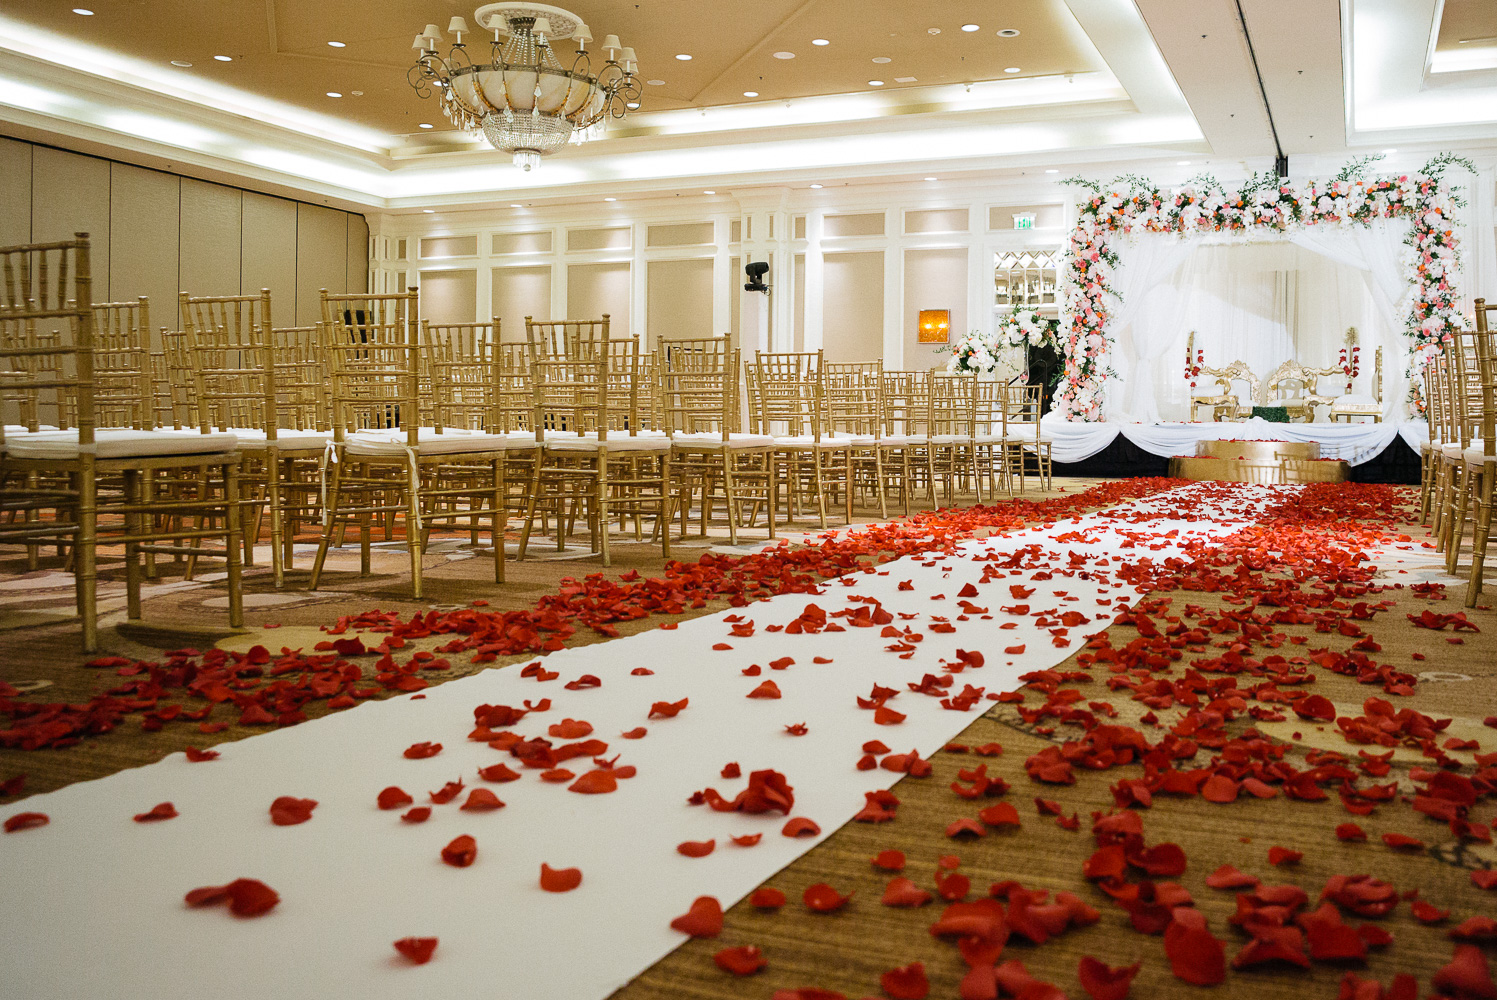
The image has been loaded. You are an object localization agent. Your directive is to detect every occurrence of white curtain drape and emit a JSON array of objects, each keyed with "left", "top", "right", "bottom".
[{"left": 1102, "top": 234, "right": 1194, "bottom": 421}]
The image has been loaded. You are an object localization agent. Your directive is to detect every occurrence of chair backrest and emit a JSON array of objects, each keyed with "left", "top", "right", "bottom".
[
  {"left": 525, "top": 315, "right": 610, "bottom": 361},
  {"left": 424, "top": 320, "right": 501, "bottom": 433},
  {"left": 746, "top": 351, "right": 823, "bottom": 439},
  {"left": 0, "top": 233, "right": 94, "bottom": 448},
  {"left": 89, "top": 297, "right": 155, "bottom": 430},
  {"left": 823, "top": 360, "right": 883, "bottom": 439},
  {"left": 271, "top": 323, "right": 331, "bottom": 431},
  {"left": 1475, "top": 299, "right": 1495, "bottom": 457},
  {"left": 1449, "top": 328, "right": 1483, "bottom": 448},
  {"left": 927, "top": 372, "right": 976, "bottom": 439},
  {"left": 180, "top": 289, "right": 276, "bottom": 437},
  {"left": 882, "top": 370, "right": 929, "bottom": 438},
  {"left": 320, "top": 289, "right": 420, "bottom": 445},
  {"left": 656, "top": 336, "right": 737, "bottom": 438},
  {"left": 1003, "top": 383, "right": 1044, "bottom": 440}
]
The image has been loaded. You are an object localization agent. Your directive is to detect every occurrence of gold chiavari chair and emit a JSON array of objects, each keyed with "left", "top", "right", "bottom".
[
  {"left": 1428, "top": 350, "right": 1457, "bottom": 539},
  {"left": 0, "top": 236, "right": 244, "bottom": 650},
  {"left": 1465, "top": 299, "right": 1496, "bottom": 605},
  {"left": 269, "top": 322, "right": 333, "bottom": 574},
  {"left": 824, "top": 360, "right": 891, "bottom": 519},
  {"left": 746, "top": 351, "right": 850, "bottom": 529},
  {"left": 657, "top": 337, "right": 774, "bottom": 544},
  {"left": 882, "top": 370, "right": 934, "bottom": 509},
  {"left": 926, "top": 372, "right": 979, "bottom": 504},
  {"left": 1420, "top": 349, "right": 1445, "bottom": 524},
  {"left": 1004, "top": 383, "right": 1052, "bottom": 492},
  {"left": 1440, "top": 328, "right": 1484, "bottom": 570},
  {"left": 159, "top": 325, "right": 199, "bottom": 430},
  {"left": 972, "top": 377, "right": 1016, "bottom": 499},
  {"left": 517, "top": 325, "right": 673, "bottom": 565},
  {"left": 310, "top": 290, "right": 514, "bottom": 595}
]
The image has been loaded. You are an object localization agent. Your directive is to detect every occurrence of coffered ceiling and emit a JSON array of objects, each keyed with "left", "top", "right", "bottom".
[{"left": 0, "top": 0, "right": 1493, "bottom": 211}]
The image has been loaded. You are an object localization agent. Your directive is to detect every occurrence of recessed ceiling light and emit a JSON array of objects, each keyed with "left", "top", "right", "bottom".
[
  {"left": 604, "top": 197, "right": 617, "bottom": 202},
  {"left": 1383, "top": 148, "right": 1398, "bottom": 154},
  {"left": 214, "top": 55, "right": 232, "bottom": 62},
  {"left": 928, "top": 27, "right": 941, "bottom": 35},
  {"left": 351, "top": 90, "right": 363, "bottom": 96},
  {"left": 675, "top": 53, "right": 692, "bottom": 61},
  {"left": 894, "top": 76, "right": 917, "bottom": 83},
  {"left": 924, "top": 176, "right": 938, "bottom": 181},
  {"left": 743, "top": 90, "right": 759, "bottom": 97},
  {"left": 327, "top": 40, "right": 346, "bottom": 48},
  {"left": 418, "top": 122, "right": 434, "bottom": 129},
  {"left": 422, "top": 209, "right": 434, "bottom": 213},
  {"left": 997, "top": 28, "right": 1020, "bottom": 37},
  {"left": 170, "top": 60, "right": 192, "bottom": 68},
  {"left": 1004, "top": 67, "right": 1021, "bottom": 73},
  {"left": 1045, "top": 169, "right": 1059, "bottom": 174},
  {"left": 72, "top": 8, "right": 93, "bottom": 14},
  {"left": 647, "top": 79, "right": 665, "bottom": 86},
  {"left": 626, "top": 101, "right": 639, "bottom": 108},
  {"left": 869, "top": 80, "right": 884, "bottom": 86},
  {"left": 773, "top": 51, "right": 795, "bottom": 59},
  {"left": 510, "top": 203, "right": 522, "bottom": 208},
  {"left": 961, "top": 24, "right": 980, "bottom": 32},
  {"left": 326, "top": 92, "right": 342, "bottom": 98},
  {"left": 703, "top": 190, "right": 716, "bottom": 194},
  {"left": 872, "top": 56, "right": 892, "bottom": 64},
  {"left": 810, "top": 183, "right": 823, "bottom": 189},
  {"left": 812, "top": 38, "right": 830, "bottom": 46}
]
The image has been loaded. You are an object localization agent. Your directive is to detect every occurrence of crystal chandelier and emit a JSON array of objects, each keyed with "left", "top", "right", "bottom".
[{"left": 408, "top": 3, "right": 640, "bottom": 171}]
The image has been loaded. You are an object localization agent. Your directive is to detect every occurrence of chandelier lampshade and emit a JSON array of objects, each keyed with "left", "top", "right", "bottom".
[{"left": 408, "top": 2, "right": 640, "bottom": 170}]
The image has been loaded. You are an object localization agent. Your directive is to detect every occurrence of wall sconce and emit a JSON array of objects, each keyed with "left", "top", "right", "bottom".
[{"left": 917, "top": 309, "right": 950, "bottom": 344}]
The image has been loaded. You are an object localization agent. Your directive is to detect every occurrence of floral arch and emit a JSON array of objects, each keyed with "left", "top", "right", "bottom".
[{"left": 1053, "top": 155, "right": 1472, "bottom": 422}]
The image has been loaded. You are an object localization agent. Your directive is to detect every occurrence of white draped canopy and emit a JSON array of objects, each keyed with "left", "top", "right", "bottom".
[{"left": 1103, "top": 221, "right": 1410, "bottom": 424}]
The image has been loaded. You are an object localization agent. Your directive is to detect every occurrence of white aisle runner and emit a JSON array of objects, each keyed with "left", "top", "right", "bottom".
[{"left": 1, "top": 485, "right": 1289, "bottom": 1000}]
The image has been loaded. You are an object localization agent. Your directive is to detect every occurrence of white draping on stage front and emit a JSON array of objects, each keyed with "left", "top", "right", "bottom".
[{"left": 1041, "top": 417, "right": 1427, "bottom": 466}]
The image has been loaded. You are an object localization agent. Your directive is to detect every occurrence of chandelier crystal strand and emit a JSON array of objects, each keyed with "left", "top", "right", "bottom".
[{"left": 408, "top": 3, "right": 640, "bottom": 170}]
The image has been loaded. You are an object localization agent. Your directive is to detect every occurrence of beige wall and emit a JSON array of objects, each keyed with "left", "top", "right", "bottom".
[
  {"left": 491, "top": 265, "right": 552, "bottom": 342},
  {"left": 821, "top": 250, "right": 884, "bottom": 362},
  {"left": 645, "top": 257, "right": 714, "bottom": 349},
  {"left": 418, "top": 269, "right": 478, "bottom": 325},
  {"left": 904, "top": 248, "right": 969, "bottom": 371},
  {"left": 0, "top": 137, "right": 368, "bottom": 332},
  {"left": 566, "top": 262, "right": 631, "bottom": 341}
]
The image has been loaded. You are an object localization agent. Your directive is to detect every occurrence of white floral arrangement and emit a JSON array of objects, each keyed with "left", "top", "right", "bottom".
[
  {"left": 945, "top": 330, "right": 1000, "bottom": 374},
  {"left": 1053, "top": 154, "right": 1473, "bottom": 421},
  {"left": 998, "top": 307, "right": 1059, "bottom": 351}
]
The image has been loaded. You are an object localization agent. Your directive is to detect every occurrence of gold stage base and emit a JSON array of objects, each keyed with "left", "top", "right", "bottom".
[{"left": 1167, "top": 440, "right": 1348, "bottom": 483}]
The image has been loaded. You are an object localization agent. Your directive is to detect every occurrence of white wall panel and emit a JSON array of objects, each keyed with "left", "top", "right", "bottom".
[{"left": 108, "top": 164, "right": 179, "bottom": 344}]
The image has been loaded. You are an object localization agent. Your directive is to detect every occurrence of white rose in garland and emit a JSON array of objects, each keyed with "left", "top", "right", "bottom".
[{"left": 997, "top": 307, "right": 1060, "bottom": 351}]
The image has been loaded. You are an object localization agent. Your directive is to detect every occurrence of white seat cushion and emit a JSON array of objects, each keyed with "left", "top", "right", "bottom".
[
  {"left": 543, "top": 432, "right": 672, "bottom": 453},
  {"left": 1464, "top": 446, "right": 1497, "bottom": 465},
  {"left": 218, "top": 427, "right": 334, "bottom": 452},
  {"left": 1443, "top": 441, "right": 1472, "bottom": 459},
  {"left": 928, "top": 434, "right": 974, "bottom": 444},
  {"left": 770, "top": 435, "right": 861, "bottom": 449},
  {"left": 878, "top": 434, "right": 928, "bottom": 446},
  {"left": 342, "top": 428, "right": 513, "bottom": 457},
  {"left": 3, "top": 427, "right": 238, "bottom": 460},
  {"left": 671, "top": 432, "right": 775, "bottom": 449}
]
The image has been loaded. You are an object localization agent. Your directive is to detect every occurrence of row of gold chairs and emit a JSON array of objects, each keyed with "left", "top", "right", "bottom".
[
  {"left": 1, "top": 236, "right": 1054, "bottom": 649},
  {"left": 1422, "top": 297, "right": 1497, "bottom": 607}
]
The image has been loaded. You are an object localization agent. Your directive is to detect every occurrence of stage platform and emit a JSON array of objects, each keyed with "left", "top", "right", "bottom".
[{"left": 1043, "top": 417, "right": 1426, "bottom": 485}]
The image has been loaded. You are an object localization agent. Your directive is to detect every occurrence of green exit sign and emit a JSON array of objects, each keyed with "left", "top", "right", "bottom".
[{"left": 1013, "top": 213, "right": 1036, "bottom": 230}]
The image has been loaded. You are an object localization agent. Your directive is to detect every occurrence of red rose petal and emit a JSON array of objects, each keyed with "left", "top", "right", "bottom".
[
  {"left": 881, "top": 876, "right": 933, "bottom": 908},
  {"left": 880, "top": 962, "right": 930, "bottom": 1000},
  {"left": 1335, "top": 823, "right": 1367, "bottom": 842},
  {"left": 747, "top": 680, "right": 782, "bottom": 699},
  {"left": 1412, "top": 900, "right": 1449, "bottom": 924},
  {"left": 1204, "top": 865, "right": 1259, "bottom": 890},
  {"left": 133, "top": 802, "right": 178, "bottom": 823},
  {"left": 714, "top": 945, "right": 768, "bottom": 976},
  {"left": 750, "top": 887, "right": 786, "bottom": 909},
  {"left": 1268, "top": 846, "right": 1303, "bottom": 867},
  {"left": 648, "top": 698, "right": 689, "bottom": 719},
  {"left": 460, "top": 789, "right": 504, "bottom": 811},
  {"left": 863, "top": 741, "right": 890, "bottom": 754},
  {"left": 677, "top": 839, "right": 716, "bottom": 858},
  {"left": 403, "top": 741, "right": 442, "bottom": 759},
  {"left": 183, "top": 747, "right": 218, "bottom": 762},
  {"left": 874, "top": 705, "right": 907, "bottom": 725},
  {"left": 873, "top": 850, "right": 907, "bottom": 871},
  {"left": 547, "top": 718, "right": 594, "bottom": 739},
  {"left": 978, "top": 802, "right": 1022, "bottom": 828},
  {"left": 1077, "top": 956, "right": 1141, "bottom": 1000},
  {"left": 400, "top": 807, "right": 430, "bottom": 823},
  {"left": 393, "top": 936, "right": 438, "bottom": 965},
  {"left": 670, "top": 895, "right": 724, "bottom": 936},
  {"left": 1472, "top": 870, "right": 1497, "bottom": 890},
  {"left": 187, "top": 878, "right": 279, "bottom": 917},
  {"left": 377, "top": 787, "right": 413, "bottom": 810},
  {"left": 721, "top": 762, "right": 742, "bottom": 779},
  {"left": 268, "top": 796, "right": 317, "bottom": 826},
  {"left": 620, "top": 727, "right": 648, "bottom": 739},
  {"left": 478, "top": 763, "right": 520, "bottom": 783},
  {"left": 1381, "top": 832, "right": 1425, "bottom": 851},
  {"left": 731, "top": 833, "right": 762, "bottom": 847},
  {"left": 803, "top": 883, "right": 851, "bottom": 912},
  {"left": 441, "top": 835, "right": 477, "bottom": 867},
  {"left": 1164, "top": 910, "right": 1226, "bottom": 986},
  {"left": 782, "top": 817, "right": 821, "bottom": 837},
  {"left": 539, "top": 863, "right": 582, "bottom": 892},
  {"left": 1434, "top": 945, "right": 1497, "bottom": 1000}
]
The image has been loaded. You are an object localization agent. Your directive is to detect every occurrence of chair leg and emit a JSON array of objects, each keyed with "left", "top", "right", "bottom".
[
  {"left": 267, "top": 451, "right": 285, "bottom": 589},
  {"left": 1468, "top": 467, "right": 1493, "bottom": 607},
  {"left": 77, "top": 462, "right": 99, "bottom": 653},
  {"left": 408, "top": 474, "right": 425, "bottom": 600},
  {"left": 493, "top": 456, "right": 506, "bottom": 584},
  {"left": 223, "top": 461, "right": 244, "bottom": 628},
  {"left": 308, "top": 458, "right": 344, "bottom": 592},
  {"left": 124, "top": 469, "right": 143, "bottom": 621},
  {"left": 659, "top": 452, "right": 672, "bottom": 560},
  {"left": 1448, "top": 464, "right": 1473, "bottom": 575}
]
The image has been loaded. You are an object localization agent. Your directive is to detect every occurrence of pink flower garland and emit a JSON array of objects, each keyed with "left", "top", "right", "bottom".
[{"left": 1056, "top": 168, "right": 1467, "bottom": 421}]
